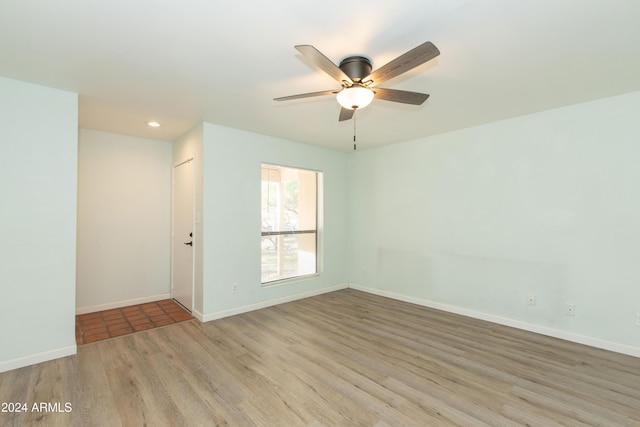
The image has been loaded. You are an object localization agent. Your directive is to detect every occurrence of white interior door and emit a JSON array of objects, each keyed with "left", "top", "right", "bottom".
[{"left": 172, "top": 158, "right": 194, "bottom": 312}]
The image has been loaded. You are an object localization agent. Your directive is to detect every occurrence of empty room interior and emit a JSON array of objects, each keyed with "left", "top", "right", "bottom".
[{"left": 2, "top": 1, "right": 640, "bottom": 425}]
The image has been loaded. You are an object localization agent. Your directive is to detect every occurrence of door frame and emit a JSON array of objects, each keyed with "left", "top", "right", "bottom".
[{"left": 171, "top": 156, "right": 195, "bottom": 312}]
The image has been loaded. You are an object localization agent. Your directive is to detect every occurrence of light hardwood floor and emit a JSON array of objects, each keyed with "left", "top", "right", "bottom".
[{"left": 1, "top": 289, "right": 640, "bottom": 426}]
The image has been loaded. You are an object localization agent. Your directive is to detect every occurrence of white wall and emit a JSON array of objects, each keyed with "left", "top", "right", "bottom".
[
  {"left": 199, "top": 123, "right": 350, "bottom": 319},
  {"left": 349, "top": 90, "right": 640, "bottom": 355},
  {"left": 76, "top": 129, "right": 172, "bottom": 312},
  {"left": 0, "top": 76, "right": 78, "bottom": 372}
]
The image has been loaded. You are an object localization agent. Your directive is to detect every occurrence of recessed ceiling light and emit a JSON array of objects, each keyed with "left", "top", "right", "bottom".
[{"left": 147, "top": 121, "right": 160, "bottom": 127}]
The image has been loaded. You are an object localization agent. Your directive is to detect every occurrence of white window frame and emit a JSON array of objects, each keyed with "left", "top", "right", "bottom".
[{"left": 261, "top": 163, "right": 322, "bottom": 285}]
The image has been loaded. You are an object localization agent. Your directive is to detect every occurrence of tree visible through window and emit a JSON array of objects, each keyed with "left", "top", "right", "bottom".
[{"left": 261, "top": 164, "right": 318, "bottom": 284}]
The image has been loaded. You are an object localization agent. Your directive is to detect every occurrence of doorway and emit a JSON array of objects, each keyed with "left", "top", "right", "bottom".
[{"left": 172, "top": 158, "right": 195, "bottom": 312}]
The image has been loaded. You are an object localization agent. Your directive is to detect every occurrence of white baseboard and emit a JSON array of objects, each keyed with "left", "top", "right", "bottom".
[
  {"left": 348, "top": 283, "right": 640, "bottom": 359},
  {"left": 191, "top": 308, "right": 205, "bottom": 322},
  {"left": 76, "top": 293, "right": 171, "bottom": 315},
  {"left": 201, "top": 283, "right": 349, "bottom": 322},
  {"left": 0, "top": 345, "right": 77, "bottom": 373}
]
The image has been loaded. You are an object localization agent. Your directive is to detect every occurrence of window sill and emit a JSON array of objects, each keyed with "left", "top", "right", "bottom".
[{"left": 261, "top": 273, "right": 320, "bottom": 288}]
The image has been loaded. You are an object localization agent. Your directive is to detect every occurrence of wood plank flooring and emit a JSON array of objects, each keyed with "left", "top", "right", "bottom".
[{"left": 1, "top": 289, "right": 640, "bottom": 426}]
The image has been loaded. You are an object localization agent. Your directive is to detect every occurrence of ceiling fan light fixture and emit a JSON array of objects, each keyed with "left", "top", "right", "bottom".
[{"left": 336, "top": 86, "right": 374, "bottom": 110}]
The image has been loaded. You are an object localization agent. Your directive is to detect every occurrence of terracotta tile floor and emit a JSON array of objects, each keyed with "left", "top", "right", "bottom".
[{"left": 76, "top": 300, "right": 193, "bottom": 345}]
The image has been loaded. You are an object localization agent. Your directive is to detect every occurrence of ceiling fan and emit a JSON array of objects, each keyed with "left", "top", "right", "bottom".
[{"left": 274, "top": 41, "right": 440, "bottom": 121}]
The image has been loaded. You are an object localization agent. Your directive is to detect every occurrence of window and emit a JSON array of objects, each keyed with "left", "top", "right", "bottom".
[{"left": 261, "top": 164, "right": 319, "bottom": 284}]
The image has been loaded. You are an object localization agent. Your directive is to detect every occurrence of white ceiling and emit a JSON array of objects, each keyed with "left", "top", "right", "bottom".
[{"left": 2, "top": 1, "right": 640, "bottom": 151}]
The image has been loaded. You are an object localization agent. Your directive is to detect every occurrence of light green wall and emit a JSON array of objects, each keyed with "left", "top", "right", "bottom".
[
  {"left": 200, "top": 123, "right": 349, "bottom": 317},
  {"left": 0, "top": 76, "right": 78, "bottom": 370},
  {"left": 349, "top": 90, "right": 640, "bottom": 352}
]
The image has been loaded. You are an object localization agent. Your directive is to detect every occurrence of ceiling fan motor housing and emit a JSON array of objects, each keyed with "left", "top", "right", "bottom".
[{"left": 339, "top": 56, "right": 372, "bottom": 83}]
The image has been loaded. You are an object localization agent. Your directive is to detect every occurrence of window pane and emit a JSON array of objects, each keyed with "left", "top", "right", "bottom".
[
  {"left": 261, "top": 233, "right": 316, "bottom": 283},
  {"left": 261, "top": 166, "right": 316, "bottom": 233},
  {"left": 296, "top": 169, "right": 317, "bottom": 231}
]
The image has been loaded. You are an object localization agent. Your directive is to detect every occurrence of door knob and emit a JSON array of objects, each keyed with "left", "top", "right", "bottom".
[{"left": 184, "top": 241, "right": 193, "bottom": 246}]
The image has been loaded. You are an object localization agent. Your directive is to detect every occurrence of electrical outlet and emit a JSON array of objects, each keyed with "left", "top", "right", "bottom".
[
  {"left": 232, "top": 283, "right": 238, "bottom": 294},
  {"left": 565, "top": 304, "right": 576, "bottom": 317},
  {"left": 363, "top": 268, "right": 368, "bottom": 277},
  {"left": 636, "top": 312, "right": 640, "bottom": 327},
  {"left": 527, "top": 295, "right": 537, "bottom": 306}
]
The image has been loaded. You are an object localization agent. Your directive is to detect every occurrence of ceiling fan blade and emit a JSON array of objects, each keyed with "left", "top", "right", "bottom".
[
  {"left": 338, "top": 107, "right": 355, "bottom": 122},
  {"left": 364, "top": 41, "right": 440, "bottom": 86},
  {"left": 274, "top": 89, "right": 338, "bottom": 102},
  {"left": 373, "top": 88, "right": 430, "bottom": 105},
  {"left": 295, "top": 45, "right": 352, "bottom": 84}
]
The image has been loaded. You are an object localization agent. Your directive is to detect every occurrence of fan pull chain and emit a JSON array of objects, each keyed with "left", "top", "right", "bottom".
[{"left": 353, "top": 109, "right": 357, "bottom": 151}]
